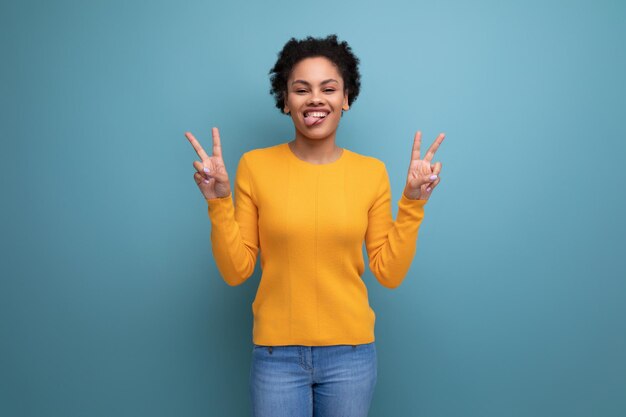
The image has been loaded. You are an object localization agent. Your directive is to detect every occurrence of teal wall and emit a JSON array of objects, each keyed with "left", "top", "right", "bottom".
[{"left": 1, "top": 0, "right": 625, "bottom": 416}]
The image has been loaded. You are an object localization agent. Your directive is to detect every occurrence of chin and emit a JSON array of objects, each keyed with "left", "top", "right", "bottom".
[{"left": 298, "top": 127, "right": 337, "bottom": 140}]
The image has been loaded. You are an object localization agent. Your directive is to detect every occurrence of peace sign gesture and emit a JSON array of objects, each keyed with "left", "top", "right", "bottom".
[
  {"left": 403, "top": 131, "right": 445, "bottom": 201},
  {"left": 185, "top": 127, "right": 232, "bottom": 200}
]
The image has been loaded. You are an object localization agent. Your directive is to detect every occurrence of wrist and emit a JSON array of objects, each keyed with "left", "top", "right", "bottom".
[{"left": 403, "top": 188, "right": 425, "bottom": 201}]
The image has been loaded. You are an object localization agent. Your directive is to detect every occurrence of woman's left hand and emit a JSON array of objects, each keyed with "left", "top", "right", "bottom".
[{"left": 403, "top": 131, "right": 445, "bottom": 201}]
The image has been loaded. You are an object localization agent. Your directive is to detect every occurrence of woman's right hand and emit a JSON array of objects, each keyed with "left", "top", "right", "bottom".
[{"left": 185, "top": 127, "right": 232, "bottom": 200}]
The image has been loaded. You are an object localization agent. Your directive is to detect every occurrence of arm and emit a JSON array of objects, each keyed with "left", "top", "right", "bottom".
[
  {"left": 365, "top": 163, "right": 427, "bottom": 289},
  {"left": 206, "top": 154, "right": 259, "bottom": 286}
]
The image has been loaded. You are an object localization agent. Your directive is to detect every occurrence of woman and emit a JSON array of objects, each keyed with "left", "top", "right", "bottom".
[{"left": 185, "top": 34, "right": 444, "bottom": 417}]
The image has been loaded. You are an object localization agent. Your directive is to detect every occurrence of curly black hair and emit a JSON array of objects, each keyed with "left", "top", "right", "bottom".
[{"left": 268, "top": 34, "right": 361, "bottom": 115}]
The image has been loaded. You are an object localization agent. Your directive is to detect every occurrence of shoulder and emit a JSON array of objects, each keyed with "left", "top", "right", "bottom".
[
  {"left": 239, "top": 143, "right": 285, "bottom": 167},
  {"left": 344, "top": 148, "right": 387, "bottom": 173}
]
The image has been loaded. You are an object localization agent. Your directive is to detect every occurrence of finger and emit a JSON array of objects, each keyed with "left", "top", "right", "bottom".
[
  {"left": 212, "top": 127, "right": 223, "bottom": 159},
  {"left": 185, "top": 131, "right": 211, "bottom": 162},
  {"left": 426, "top": 176, "right": 441, "bottom": 193},
  {"left": 433, "top": 161, "right": 442, "bottom": 176},
  {"left": 412, "top": 171, "right": 438, "bottom": 189},
  {"left": 411, "top": 131, "right": 422, "bottom": 163},
  {"left": 194, "top": 172, "right": 210, "bottom": 185},
  {"left": 425, "top": 162, "right": 442, "bottom": 190},
  {"left": 193, "top": 160, "right": 212, "bottom": 180},
  {"left": 424, "top": 133, "right": 445, "bottom": 163}
]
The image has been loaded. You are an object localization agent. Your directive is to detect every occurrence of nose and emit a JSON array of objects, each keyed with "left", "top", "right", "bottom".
[{"left": 308, "top": 91, "right": 324, "bottom": 105}]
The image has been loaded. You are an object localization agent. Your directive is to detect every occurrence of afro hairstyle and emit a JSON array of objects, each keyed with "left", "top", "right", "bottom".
[{"left": 268, "top": 34, "right": 362, "bottom": 115}]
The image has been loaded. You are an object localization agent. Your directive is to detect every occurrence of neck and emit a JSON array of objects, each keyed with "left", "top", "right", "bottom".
[{"left": 289, "top": 131, "right": 342, "bottom": 164}]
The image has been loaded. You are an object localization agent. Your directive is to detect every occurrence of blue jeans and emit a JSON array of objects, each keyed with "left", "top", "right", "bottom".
[{"left": 249, "top": 342, "right": 377, "bottom": 417}]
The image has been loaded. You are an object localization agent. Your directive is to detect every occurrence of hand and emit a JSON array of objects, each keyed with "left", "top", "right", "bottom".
[
  {"left": 185, "top": 127, "right": 232, "bottom": 200},
  {"left": 403, "top": 131, "right": 445, "bottom": 201}
]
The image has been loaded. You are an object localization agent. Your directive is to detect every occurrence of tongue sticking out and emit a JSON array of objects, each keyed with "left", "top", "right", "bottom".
[{"left": 304, "top": 114, "right": 326, "bottom": 126}]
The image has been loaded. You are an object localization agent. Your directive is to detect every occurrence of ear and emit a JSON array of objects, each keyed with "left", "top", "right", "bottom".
[{"left": 342, "top": 90, "right": 350, "bottom": 111}]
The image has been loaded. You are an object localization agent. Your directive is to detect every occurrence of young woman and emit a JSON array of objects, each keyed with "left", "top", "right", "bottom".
[{"left": 185, "top": 34, "right": 444, "bottom": 417}]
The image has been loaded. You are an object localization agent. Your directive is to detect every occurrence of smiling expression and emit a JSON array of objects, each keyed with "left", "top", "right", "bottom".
[{"left": 283, "top": 56, "right": 350, "bottom": 142}]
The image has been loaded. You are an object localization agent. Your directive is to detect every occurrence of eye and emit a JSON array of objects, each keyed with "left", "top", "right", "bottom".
[
  {"left": 324, "top": 89, "right": 336, "bottom": 93},
  {"left": 296, "top": 89, "right": 307, "bottom": 93}
]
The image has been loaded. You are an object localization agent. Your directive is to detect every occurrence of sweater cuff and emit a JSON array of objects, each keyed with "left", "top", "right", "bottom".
[
  {"left": 397, "top": 192, "right": 427, "bottom": 230},
  {"left": 206, "top": 195, "right": 234, "bottom": 226},
  {"left": 206, "top": 194, "right": 232, "bottom": 204}
]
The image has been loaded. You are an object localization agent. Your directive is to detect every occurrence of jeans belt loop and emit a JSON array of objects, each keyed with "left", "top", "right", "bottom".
[{"left": 268, "top": 346, "right": 273, "bottom": 355}]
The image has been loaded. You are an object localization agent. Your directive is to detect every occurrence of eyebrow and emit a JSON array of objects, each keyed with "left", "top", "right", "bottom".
[{"left": 291, "top": 79, "right": 339, "bottom": 86}]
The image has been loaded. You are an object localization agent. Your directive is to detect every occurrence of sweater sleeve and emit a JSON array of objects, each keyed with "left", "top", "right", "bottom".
[
  {"left": 206, "top": 154, "right": 259, "bottom": 286},
  {"left": 365, "top": 163, "right": 427, "bottom": 289}
]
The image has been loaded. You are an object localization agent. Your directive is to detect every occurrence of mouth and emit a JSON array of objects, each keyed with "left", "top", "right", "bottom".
[{"left": 303, "top": 111, "right": 329, "bottom": 127}]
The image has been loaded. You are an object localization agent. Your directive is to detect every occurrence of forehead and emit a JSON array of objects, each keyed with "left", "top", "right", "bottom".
[{"left": 288, "top": 57, "right": 343, "bottom": 84}]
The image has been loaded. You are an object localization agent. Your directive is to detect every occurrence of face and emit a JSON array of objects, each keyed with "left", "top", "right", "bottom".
[{"left": 283, "top": 56, "right": 350, "bottom": 142}]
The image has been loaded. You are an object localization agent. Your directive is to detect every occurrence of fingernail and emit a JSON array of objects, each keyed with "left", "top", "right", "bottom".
[
  {"left": 430, "top": 174, "right": 438, "bottom": 180},
  {"left": 204, "top": 167, "right": 210, "bottom": 173},
  {"left": 426, "top": 187, "right": 431, "bottom": 192},
  {"left": 204, "top": 179, "right": 209, "bottom": 184}
]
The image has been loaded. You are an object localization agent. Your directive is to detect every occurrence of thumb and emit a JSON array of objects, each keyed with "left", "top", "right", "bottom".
[{"left": 423, "top": 173, "right": 438, "bottom": 185}]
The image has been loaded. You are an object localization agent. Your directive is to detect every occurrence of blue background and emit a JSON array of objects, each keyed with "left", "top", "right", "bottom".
[{"left": 2, "top": 0, "right": 625, "bottom": 416}]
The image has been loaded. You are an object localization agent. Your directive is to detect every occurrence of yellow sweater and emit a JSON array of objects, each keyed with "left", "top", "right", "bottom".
[{"left": 206, "top": 142, "right": 427, "bottom": 346}]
